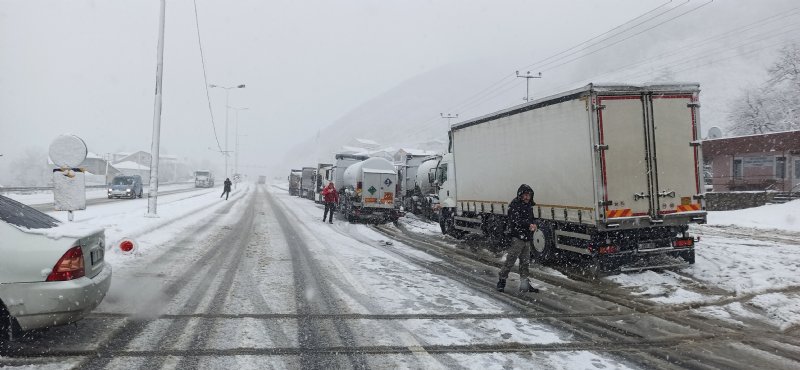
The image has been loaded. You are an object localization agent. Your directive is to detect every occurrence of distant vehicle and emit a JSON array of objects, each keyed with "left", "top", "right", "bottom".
[
  {"left": 288, "top": 169, "right": 302, "bottom": 196},
  {"left": 257, "top": 175, "right": 267, "bottom": 184},
  {"left": 0, "top": 195, "right": 112, "bottom": 338},
  {"left": 194, "top": 170, "right": 215, "bottom": 188},
  {"left": 108, "top": 175, "right": 143, "bottom": 199},
  {"left": 300, "top": 167, "right": 316, "bottom": 200},
  {"left": 341, "top": 157, "right": 400, "bottom": 223}
]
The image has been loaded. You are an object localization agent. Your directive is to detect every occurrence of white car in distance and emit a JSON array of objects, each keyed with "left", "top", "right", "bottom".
[{"left": 0, "top": 195, "right": 112, "bottom": 339}]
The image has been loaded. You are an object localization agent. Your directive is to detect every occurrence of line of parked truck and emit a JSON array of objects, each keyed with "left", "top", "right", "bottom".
[{"left": 289, "top": 83, "right": 707, "bottom": 271}]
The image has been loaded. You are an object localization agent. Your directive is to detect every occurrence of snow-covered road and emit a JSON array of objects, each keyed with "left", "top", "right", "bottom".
[{"left": 2, "top": 184, "right": 799, "bottom": 369}]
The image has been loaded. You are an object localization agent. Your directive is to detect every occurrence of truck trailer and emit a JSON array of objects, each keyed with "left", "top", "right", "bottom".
[
  {"left": 299, "top": 167, "right": 316, "bottom": 200},
  {"left": 341, "top": 157, "right": 400, "bottom": 223},
  {"left": 332, "top": 153, "right": 369, "bottom": 194},
  {"left": 435, "top": 83, "right": 706, "bottom": 271},
  {"left": 288, "top": 169, "right": 302, "bottom": 196}
]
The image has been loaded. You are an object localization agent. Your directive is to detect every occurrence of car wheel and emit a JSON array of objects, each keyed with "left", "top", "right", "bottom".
[{"left": 108, "top": 195, "right": 112, "bottom": 199}]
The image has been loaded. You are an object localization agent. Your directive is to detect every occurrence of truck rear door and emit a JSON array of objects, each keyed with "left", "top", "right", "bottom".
[
  {"left": 596, "top": 91, "right": 702, "bottom": 222},
  {"left": 649, "top": 93, "right": 702, "bottom": 217},
  {"left": 362, "top": 171, "right": 395, "bottom": 209},
  {"left": 596, "top": 95, "right": 652, "bottom": 219}
]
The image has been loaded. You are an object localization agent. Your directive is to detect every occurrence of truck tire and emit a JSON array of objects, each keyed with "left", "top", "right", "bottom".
[{"left": 530, "top": 224, "right": 555, "bottom": 264}]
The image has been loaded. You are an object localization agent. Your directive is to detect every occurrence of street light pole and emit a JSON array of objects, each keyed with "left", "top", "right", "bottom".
[
  {"left": 209, "top": 84, "right": 245, "bottom": 180},
  {"left": 230, "top": 106, "right": 248, "bottom": 186},
  {"left": 146, "top": 0, "right": 166, "bottom": 217}
]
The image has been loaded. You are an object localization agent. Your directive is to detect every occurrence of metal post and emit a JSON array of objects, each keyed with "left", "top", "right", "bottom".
[
  {"left": 224, "top": 89, "right": 229, "bottom": 180},
  {"left": 146, "top": 0, "right": 166, "bottom": 217}
]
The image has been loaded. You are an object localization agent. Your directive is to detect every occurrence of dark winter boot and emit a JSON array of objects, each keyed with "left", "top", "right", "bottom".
[
  {"left": 519, "top": 278, "right": 540, "bottom": 293},
  {"left": 496, "top": 279, "right": 506, "bottom": 292}
]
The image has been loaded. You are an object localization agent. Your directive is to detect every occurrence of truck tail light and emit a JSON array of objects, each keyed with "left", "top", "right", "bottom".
[
  {"left": 673, "top": 238, "right": 694, "bottom": 248},
  {"left": 46, "top": 246, "right": 85, "bottom": 282},
  {"left": 598, "top": 245, "right": 619, "bottom": 254}
]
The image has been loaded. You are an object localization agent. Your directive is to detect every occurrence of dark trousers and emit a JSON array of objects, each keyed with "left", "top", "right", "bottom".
[
  {"left": 499, "top": 237, "right": 531, "bottom": 281},
  {"left": 323, "top": 202, "right": 335, "bottom": 222},
  {"left": 221, "top": 189, "right": 230, "bottom": 200}
]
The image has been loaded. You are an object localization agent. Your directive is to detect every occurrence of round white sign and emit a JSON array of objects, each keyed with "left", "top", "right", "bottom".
[{"left": 49, "top": 134, "right": 88, "bottom": 168}]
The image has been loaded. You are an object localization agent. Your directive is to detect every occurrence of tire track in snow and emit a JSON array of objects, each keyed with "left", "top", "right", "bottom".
[{"left": 265, "top": 191, "right": 369, "bottom": 370}]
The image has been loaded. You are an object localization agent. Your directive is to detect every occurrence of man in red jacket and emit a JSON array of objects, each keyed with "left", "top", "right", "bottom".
[{"left": 321, "top": 182, "right": 339, "bottom": 224}]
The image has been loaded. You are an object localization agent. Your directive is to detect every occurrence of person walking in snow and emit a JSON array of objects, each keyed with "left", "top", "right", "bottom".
[
  {"left": 221, "top": 178, "right": 232, "bottom": 200},
  {"left": 497, "top": 184, "right": 540, "bottom": 293},
  {"left": 321, "top": 181, "right": 338, "bottom": 224}
]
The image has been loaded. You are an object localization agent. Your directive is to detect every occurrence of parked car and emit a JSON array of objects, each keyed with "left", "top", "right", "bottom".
[
  {"left": 0, "top": 195, "right": 112, "bottom": 338},
  {"left": 108, "top": 175, "right": 143, "bottom": 199}
]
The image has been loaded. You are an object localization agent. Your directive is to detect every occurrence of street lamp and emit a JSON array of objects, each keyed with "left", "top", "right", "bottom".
[
  {"left": 209, "top": 84, "right": 246, "bottom": 179},
  {"left": 229, "top": 106, "right": 249, "bottom": 186}
]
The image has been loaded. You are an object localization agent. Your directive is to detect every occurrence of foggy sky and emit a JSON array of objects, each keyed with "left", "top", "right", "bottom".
[{"left": 1, "top": 0, "right": 797, "bottom": 182}]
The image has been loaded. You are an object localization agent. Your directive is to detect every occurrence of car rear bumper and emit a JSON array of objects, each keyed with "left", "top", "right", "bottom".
[
  {"left": 109, "top": 190, "right": 132, "bottom": 197},
  {"left": 0, "top": 265, "right": 112, "bottom": 331}
]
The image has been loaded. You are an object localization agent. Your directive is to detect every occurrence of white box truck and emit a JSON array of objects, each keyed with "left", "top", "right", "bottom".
[{"left": 435, "top": 83, "right": 706, "bottom": 270}]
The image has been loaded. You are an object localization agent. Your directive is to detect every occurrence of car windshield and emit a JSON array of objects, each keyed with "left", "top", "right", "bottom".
[
  {"left": 0, "top": 195, "right": 60, "bottom": 229},
  {"left": 196, "top": 172, "right": 209, "bottom": 176},
  {"left": 113, "top": 177, "right": 135, "bottom": 185}
]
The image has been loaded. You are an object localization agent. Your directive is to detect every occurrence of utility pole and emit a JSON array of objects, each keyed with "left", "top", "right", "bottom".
[
  {"left": 147, "top": 0, "right": 166, "bottom": 217},
  {"left": 440, "top": 113, "right": 458, "bottom": 127},
  {"left": 209, "top": 84, "right": 246, "bottom": 179},
  {"left": 515, "top": 70, "right": 542, "bottom": 102}
]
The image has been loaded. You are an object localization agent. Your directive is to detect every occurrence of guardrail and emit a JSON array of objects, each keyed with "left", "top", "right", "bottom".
[{"left": 0, "top": 181, "right": 195, "bottom": 193}]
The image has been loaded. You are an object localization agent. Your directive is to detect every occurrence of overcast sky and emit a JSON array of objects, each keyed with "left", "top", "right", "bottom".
[{"left": 1, "top": 0, "right": 797, "bottom": 180}]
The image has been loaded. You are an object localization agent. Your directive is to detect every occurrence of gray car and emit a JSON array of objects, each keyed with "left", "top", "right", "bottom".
[{"left": 108, "top": 175, "right": 143, "bottom": 199}]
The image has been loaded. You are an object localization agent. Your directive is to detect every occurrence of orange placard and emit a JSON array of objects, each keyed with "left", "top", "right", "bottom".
[{"left": 364, "top": 197, "right": 377, "bottom": 203}]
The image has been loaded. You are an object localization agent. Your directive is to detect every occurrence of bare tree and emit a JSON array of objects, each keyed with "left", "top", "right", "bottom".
[{"left": 728, "top": 43, "right": 800, "bottom": 135}]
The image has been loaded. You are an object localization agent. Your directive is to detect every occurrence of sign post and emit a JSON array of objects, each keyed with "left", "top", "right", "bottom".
[{"left": 49, "top": 134, "right": 88, "bottom": 221}]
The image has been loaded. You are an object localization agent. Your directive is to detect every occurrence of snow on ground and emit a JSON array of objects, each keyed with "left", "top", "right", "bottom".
[
  {"left": 3, "top": 182, "right": 198, "bottom": 205},
  {"left": 395, "top": 197, "right": 800, "bottom": 333},
  {"left": 707, "top": 199, "right": 800, "bottom": 232},
  {"left": 603, "top": 200, "right": 800, "bottom": 332},
  {"left": 267, "top": 183, "right": 636, "bottom": 369}
]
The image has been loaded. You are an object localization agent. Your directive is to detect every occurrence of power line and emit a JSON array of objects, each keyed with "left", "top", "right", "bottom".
[{"left": 192, "top": 0, "right": 223, "bottom": 153}]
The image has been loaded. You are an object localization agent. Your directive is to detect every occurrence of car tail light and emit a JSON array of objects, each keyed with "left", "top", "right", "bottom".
[
  {"left": 46, "top": 246, "right": 85, "bottom": 282},
  {"left": 673, "top": 238, "right": 694, "bottom": 248}
]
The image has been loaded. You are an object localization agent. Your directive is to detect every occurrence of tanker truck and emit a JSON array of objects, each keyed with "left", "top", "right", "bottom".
[
  {"left": 435, "top": 83, "right": 706, "bottom": 271},
  {"left": 340, "top": 157, "right": 400, "bottom": 223},
  {"left": 409, "top": 155, "right": 441, "bottom": 220},
  {"left": 299, "top": 167, "right": 316, "bottom": 200}
]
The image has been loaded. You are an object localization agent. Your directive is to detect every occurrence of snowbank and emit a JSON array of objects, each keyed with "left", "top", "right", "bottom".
[{"left": 707, "top": 199, "right": 800, "bottom": 232}]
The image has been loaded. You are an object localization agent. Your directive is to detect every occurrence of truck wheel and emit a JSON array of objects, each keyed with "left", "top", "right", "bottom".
[{"left": 531, "top": 225, "right": 555, "bottom": 264}]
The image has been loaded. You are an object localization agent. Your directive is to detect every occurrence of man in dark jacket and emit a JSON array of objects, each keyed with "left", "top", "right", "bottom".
[
  {"left": 497, "top": 184, "right": 540, "bottom": 293},
  {"left": 321, "top": 182, "right": 338, "bottom": 224},
  {"left": 221, "top": 178, "right": 232, "bottom": 200}
]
